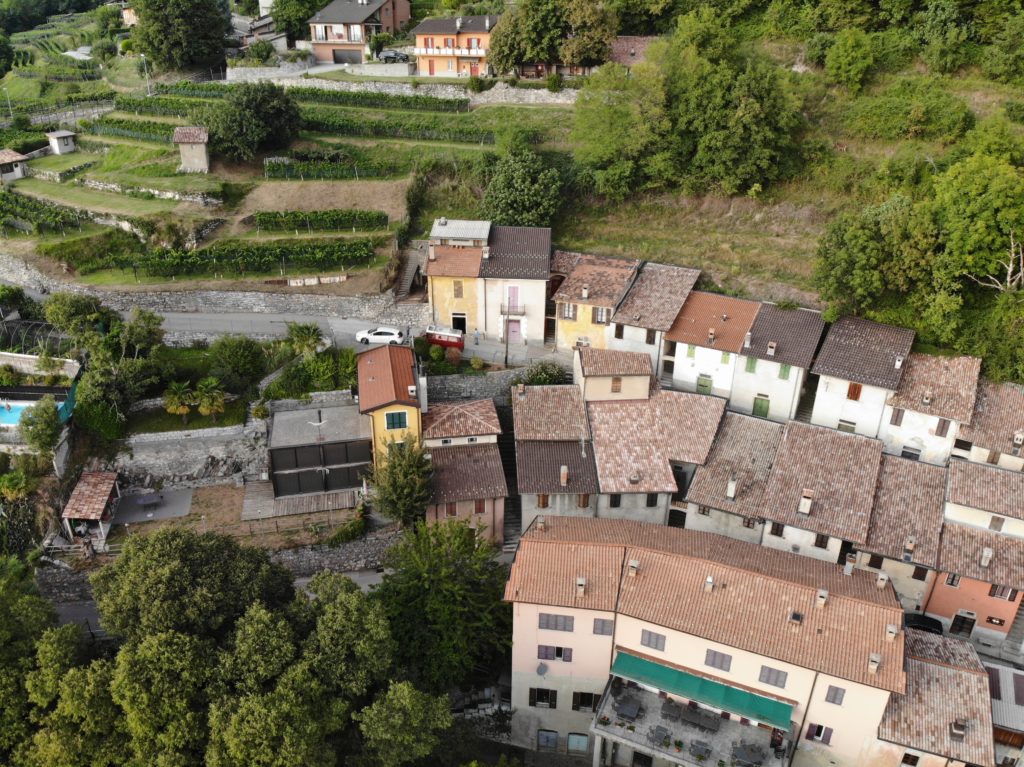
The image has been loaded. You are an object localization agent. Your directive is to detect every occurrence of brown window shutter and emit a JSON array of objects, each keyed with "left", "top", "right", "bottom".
[
  {"left": 936, "top": 418, "right": 950, "bottom": 437},
  {"left": 822, "top": 728, "right": 833, "bottom": 745},
  {"left": 806, "top": 724, "right": 817, "bottom": 740},
  {"left": 847, "top": 382, "right": 862, "bottom": 401},
  {"left": 890, "top": 408, "right": 904, "bottom": 426},
  {"left": 591, "top": 306, "right": 600, "bottom": 324},
  {"left": 570, "top": 303, "right": 577, "bottom": 321},
  {"left": 550, "top": 690, "right": 557, "bottom": 709},
  {"left": 572, "top": 692, "right": 580, "bottom": 710}
]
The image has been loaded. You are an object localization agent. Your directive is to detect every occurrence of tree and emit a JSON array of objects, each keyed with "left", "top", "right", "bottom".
[
  {"left": 982, "top": 11, "right": 1024, "bottom": 83},
  {"left": 218, "top": 603, "right": 296, "bottom": 695},
  {"left": 195, "top": 376, "right": 226, "bottom": 422},
  {"left": 42, "top": 293, "right": 111, "bottom": 339},
  {"left": 201, "top": 82, "right": 300, "bottom": 163},
  {"left": 920, "top": 0, "right": 972, "bottom": 74},
  {"left": 132, "top": 0, "right": 229, "bottom": 70},
  {"left": 90, "top": 528, "right": 294, "bottom": 643},
  {"left": 357, "top": 682, "right": 452, "bottom": 767},
  {"left": 487, "top": 7, "right": 527, "bottom": 74},
  {"left": 368, "top": 439, "right": 431, "bottom": 527},
  {"left": 94, "top": 4, "right": 122, "bottom": 37},
  {"left": 368, "top": 31, "right": 394, "bottom": 58},
  {"left": 162, "top": 380, "right": 194, "bottom": 425},
  {"left": 18, "top": 395, "right": 61, "bottom": 457},
  {"left": 116, "top": 308, "right": 164, "bottom": 361},
  {"left": 209, "top": 335, "right": 265, "bottom": 392},
  {"left": 286, "top": 322, "right": 323, "bottom": 360},
  {"left": 375, "top": 522, "right": 510, "bottom": 693},
  {"left": 337, "top": 347, "right": 357, "bottom": 391},
  {"left": 269, "top": 0, "right": 319, "bottom": 41},
  {"left": 482, "top": 150, "right": 562, "bottom": 227},
  {"left": 0, "top": 33, "right": 13, "bottom": 77},
  {"left": 517, "top": 0, "right": 568, "bottom": 66},
  {"left": 559, "top": 0, "right": 616, "bottom": 68},
  {"left": 0, "top": 470, "right": 35, "bottom": 503},
  {"left": 824, "top": 28, "right": 874, "bottom": 92}
]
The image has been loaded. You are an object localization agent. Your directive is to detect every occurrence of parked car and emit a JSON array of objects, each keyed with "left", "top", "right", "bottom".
[
  {"left": 378, "top": 50, "right": 409, "bottom": 63},
  {"left": 904, "top": 613, "right": 943, "bottom": 635},
  {"left": 355, "top": 327, "right": 404, "bottom": 345}
]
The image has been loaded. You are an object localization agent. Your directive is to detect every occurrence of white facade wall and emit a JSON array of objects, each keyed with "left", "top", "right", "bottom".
[
  {"left": 854, "top": 553, "right": 934, "bottom": 612},
  {"left": 596, "top": 492, "right": 670, "bottom": 525},
  {"left": 481, "top": 277, "right": 547, "bottom": 344},
  {"left": 965, "top": 444, "right": 1024, "bottom": 472},
  {"left": 521, "top": 492, "right": 597, "bottom": 532},
  {"left": 760, "top": 523, "right": 843, "bottom": 564},
  {"left": 810, "top": 375, "right": 890, "bottom": 438},
  {"left": 605, "top": 324, "right": 662, "bottom": 371},
  {"left": 684, "top": 502, "right": 764, "bottom": 544},
  {"left": 423, "top": 433, "right": 497, "bottom": 449},
  {"left": 945, "top": 502, "right": 1024, "bottom": 539},
  {"left": 877, "top": 406, "right": 957, "bottom": 465},
  {"left": 730, "top": 355, "right": 806, "bottom": 422},
  {"left": 664, "top": 343, "right": 738, "bottom": 398}
]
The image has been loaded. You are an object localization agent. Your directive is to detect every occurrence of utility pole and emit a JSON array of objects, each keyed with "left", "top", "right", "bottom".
[
  {"left": 141, "top": 54, "right": 152, "bottom": 96},
  {"left": 2, "top": 88, "right": 12, "bottom": 120}
]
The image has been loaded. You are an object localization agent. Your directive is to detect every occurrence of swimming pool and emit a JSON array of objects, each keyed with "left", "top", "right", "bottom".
[{"left": 0, "top": 403, "right": 29, "bottom": 427}]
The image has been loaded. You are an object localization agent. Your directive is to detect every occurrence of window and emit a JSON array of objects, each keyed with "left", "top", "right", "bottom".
[
  {"left": 890, "top": 408, "right": 905, "bottom": 426},
  {"left": 537, "top": 729, "right": 558, "bottom": 750},
  {"left": 441, "top": 438, "right": 452, "bottom": 445},
  {"left": 609, "top": 494, "right": 621, "bottom": 508},
  {"left": 779, "top": 363, "right": 791, "bottom": 380},
  {"left": 867, "top": 554, "right": 884, "bottom": 569},
  {"left": 745, "top": 356, "right": 757, "bottom": 374},
  {"left": 538, "top": 645, "right": 573, "bottom": 662},
  {"left": 901, "top": 755, "right": 920, "bottom": 766},
  {"left": 561, "top": 303, "right": 577, "bottom": 320},
  {"left": 593, "top": 618, "right": 613, "bottom": 635},
  {"left": 614, "top": 323, "right": 624, "bottom": 339},
  {"left": 577, "top": 494, "right": 589, "bottom": 508},
  {"left": 444, "top": 503, "right": 457, "bottom": 518},
  {"left": 936, "top": 418, "right": 951, "bottom": 437},
  {"left": 474, "top": 499, "right": 485, "bottom": 515},
  {"left": 447, "top": 59, "right": 454, "bottom": 71},
  {"left": 665, "top": 341, "right": 677, "bottom": 358},
  {"left": 697, "top": 506, "right": 711, "bottom": 516},
  {"left": 988, "top": 616, "right": 1007, "bottom": 626},
  {"left": 592, "top": 306, "right": 609, "bottom": 324},
  {"left": 847, "top": 382, "right": 862, "bottom": 401},
  {"left": 467, "top": 436, "right": 477, "bottom": 443},
  {"left": 990, "top": 516, "right": 1005, "bottom": 532},
  {"left": 988, "top": 449, "right": 1000, "bottom": 465},
  {"left": 444, "top": 36, "right": 454, "bottom": 47},
  {"left": 990, "top": 585, "right": 1018, "bottom": 601},
  {"left": 645, "top": 493, "right": 658, "bottom": 508},
  {"left": 538, "top": 613, "right": 574, "bottom": 632},
  {"left": 385, "top": 411, "right": 407, "bottom": 430},
  {"left": 805, "top": 724, "right": 833, "bottom": 744},
  {"left": 572, "top": 692, "right": 599, "bottom": 712},
  {"left": 742, "top": 517, "right": 757, "bottom": 529},
  {"left": 946, "top": 573, "right": 961, "bottom": 587},
  {"left": 641, "top": 629, "right": 666, "bottom": 651},
  {"left": 721, "top": 351, "right": 731, "bottom": 364},
  {"left": 705, "top": 649, "right": 732, "bottom": 672},
  {"left": 687, "top": 344, "right": 696, "bottom": 358},
  {"left": 759, "top": 666, "right": 788, "bottom": 689},
  {"left": 314, "top": 24, "right": 326, "bottom": 40},
  {"left": 813, "top": 533, "right": 829, "bottom": 549},
  {"left": 837, "top": 420, "right": 857, "bottom": 433},
  {"left": 901, "top": 447, "right": 921, "bottom": 461},
  {"left": 769, "top": 521, "right": 784, "bottom": 537},
  {"left": 954, "top": 438, "right": 972, "bottom": 452},
  {"left": 825, "top": 685, "right": 845, "bottom": 705},
  {"left": 537, "top": 494, "right": 549, "bottom": 509},
  {"left": 567, "top": 733, "right": 589, "bottom": 754},
  {"left": 912, "top": 566, "right": 928, "bottom": 581},
  {"left": 645, "top": 328, "right": 656, "bottom": 345},
  {"left": 611, "top": 376, "right": 622, "bottom": 393},
  {"left": 453, "top": 279, "right": 463, "bottom": 298},
  {"left": 529, "top": 689, "right": 557, "bottom": 708}
]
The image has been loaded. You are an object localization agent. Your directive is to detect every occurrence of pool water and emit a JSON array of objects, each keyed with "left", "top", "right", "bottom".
[{"left": 0, "top": 404, "right": 28, "bottom": 427}]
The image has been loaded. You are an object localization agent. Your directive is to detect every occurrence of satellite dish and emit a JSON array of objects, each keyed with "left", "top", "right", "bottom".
[{"left": 536, "top": 663, "right": 548, "bottom": 676}]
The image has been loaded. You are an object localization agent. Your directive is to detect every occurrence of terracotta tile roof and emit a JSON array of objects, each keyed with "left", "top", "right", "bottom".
[
  {"left": 983, "top": 661, "right": 1024, "bottom": 734},
  {"left": 516, "top": 440, "right": 600, "bottom": 495},
  {"left": 0, "top": 149, "right": 28, "bottom": 163},
  {"left": 938, "top": 522, "right": 1024, "bottom": 591},
  {"left": 587, "top": 390, "right": 725, "bottom": 493},
  {"left": 665, "top": 291, "right": 760, "bottom": 354},
  {"left": 880, "top": 631, "right": 994, "bottom": 767},
  {"left": 615, "top": 262, "right": 700, "bottom": 331},
  {"left": 479, "top": 225, "right": 552, "bottom": 280},
  {"left": 812, "top": 316, "right": 915, "bottom": 390},
  {"left": 356, "top": 345, "right": 418, "bottom": 413},
  {"left": 511, "top": 518, "right": 906, "bottom": 693},
  {"left": 744, "top": 304, "right": 825, "bottom": 369},
  {"left": 958, "top": 380, "right": 1024, "bottom": 454},
  {"left": 578, "top": 347, "right": 652, "bottom": 378},
  {"left": 172, "top": 126, "right": 208, "bottom": 144},
  {"left": 551, "top": 249, "right": 579, "bottom": 275},
  {"left": 608, "top": 36, "right": 657, "bottom": 67},
  {"left": 423, "top": 399, "right": 501, "bottom": 440},
  {"left": 425, "top": 245, "right": 482, "bottom": 277},
  {"left": 886, "top": 353, "right": 981, "bottom": 424},
  {"left": 552, "top": 252, "right": 640, "bottom": 309},
  {"left": 864, "top": 456, "right": 946, "bottom": 568},
  {"left": 429, "top": 444, "right": 507, "bottom": 504},
  {"left": 62, "top": 471, "right": 118, "bottom": 520},
  {"left": 505, "top": 537, "right": 626, "bottom": 613},
  {"left": 511, "top": 385, "right": 590, "bottom": 441},
  {"left": 685, "top": 413, "right": 784, "bottom": 519},
  {"left": 948, "top": 459, "right": 1024, "bottom": 520},
  {"left": 761, "top": 422, "right": 883, "bottom": 544}
]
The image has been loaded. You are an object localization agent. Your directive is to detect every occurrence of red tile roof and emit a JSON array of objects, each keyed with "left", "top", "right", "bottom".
[
  {"left": 552, "top": 252, "right": 639, "bottom": 309},
  {"left": 665, "top": 291, "right": 760, "bottom": 353},
  {"left": 957, "top": 380, "right": 1024, "bottom": 454},
  {"left": 423, "top": 399, "right": 501, "bottom": 440},
  {"left": 812, "top": 316, "right": 915, "bottom": 391},
  {"left": 511, "top": 385, "right": 590, "bottom": 441},
  {"left": 516, "top": 440, "right": 599, "bottom": 495},
  {"left": 864, "top": 455, "right": 946, "bottom": 568},
  {"left": 425, "top": 245, "right": 482, "bottom": 278},
  {"left": 577, "top": 347, "right": 652, "bottom": 378},
  {"left": 886, "top": 353, "right": 981, "bottom": 424},
  {"left": 615, "top": 262, "right": 700, "bottom": 331},
  {"left": 938, "top": 522, "right": 1024, "bottom": 591},
  {"left": 947, "top": 459, "right": 1024, "bottom": 520},
  {"left": 62, "top": 471, "right": 118, "bottom": 520},
  {"left": 356, "top": 345, "right": 418, "bottom": 413},
  {"left": 172, "top": 126, "right": 208, "bottom": 144},
  {"left": 429, "top": 443, "right": 507, "bottom": 503}
]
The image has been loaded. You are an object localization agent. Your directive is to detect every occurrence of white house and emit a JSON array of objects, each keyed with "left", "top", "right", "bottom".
[
  {"left": 730, "top": 304, "right": 824, "bottom": 422},
  {"left": 660, "top": 291, "right": 760, "bottom": 398},
  {"left": 573, "top": 347, "right": 652, "bottom": 403},
  {"left": 954, "top": 380, "right": 1024, "bottom": 472},
  {"left": 877, "top": 353, "right": 981, "bottom": 465},
  {"left": 810, "top": 316, "right": 915, "bottom": 438},
  {"left": 0, "top": 149, "right": 28, "bottom": 182},
  {"left": 45, "top": 130, "right": 77, "bottom": 156}
]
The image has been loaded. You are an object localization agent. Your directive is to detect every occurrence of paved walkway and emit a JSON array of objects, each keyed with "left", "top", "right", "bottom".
[{"left": 116, "top": 489, "right": 193, "bottom": 526}]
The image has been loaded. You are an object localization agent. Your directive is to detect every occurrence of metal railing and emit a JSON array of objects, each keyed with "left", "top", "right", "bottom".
[{"left": 500, "top": 303, "right": 526, "bottom": 316}]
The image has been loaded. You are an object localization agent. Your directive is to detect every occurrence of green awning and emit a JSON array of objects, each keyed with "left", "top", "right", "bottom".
[{"left": 611, "top": 651, "right": 793, "bottom": 730}]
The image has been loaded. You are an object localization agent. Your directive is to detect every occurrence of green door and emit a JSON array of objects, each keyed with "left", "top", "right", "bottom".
[
  {"left": 696, "top": 374, "right": 713, "bottom": 395},
  {"left": 753, "top": 396, "right": 770, "bottom": 418}
]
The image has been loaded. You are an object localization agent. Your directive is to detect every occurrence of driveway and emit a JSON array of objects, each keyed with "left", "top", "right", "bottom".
[{"left": 116, "top": 489, "right": 193, "bottom": 526}]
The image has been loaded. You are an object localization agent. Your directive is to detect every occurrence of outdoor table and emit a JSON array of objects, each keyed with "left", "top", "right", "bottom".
[
  {"left": 732, "top": 742, "right": 767, "bottom": 766},
  {"left": 647, "top": 724, "right": 669, "bottom": 745},
  {"left": 138, "top": 494, "right": 163, "bottom": 509},
  {"left": 689, "top": 740, "right": 712, "bottom": 760},
  {"left": 661, "top": 698, "right": 682, "bottom": 722},
  {"left": 614, "top": 697, "right": 641, "bottom": 721}
]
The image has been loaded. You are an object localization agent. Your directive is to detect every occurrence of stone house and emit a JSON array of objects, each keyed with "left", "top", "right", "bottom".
[
  {"left": 172, "top": 127, "right": 209, "bottom": 174},
  {"left": 552, "top": 252, "right": 639, "bottom": 352},
  {"left": 954, "top": 380, "right": 1024, "bottom": 472}
]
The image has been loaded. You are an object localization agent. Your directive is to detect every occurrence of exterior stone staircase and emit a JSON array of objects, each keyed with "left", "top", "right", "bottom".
[
  {"left": 496, "top": 405, "right": 521, "bottom": 554},
  {"left": 393, "top": 246, "right": 426, "bottom": 302}
]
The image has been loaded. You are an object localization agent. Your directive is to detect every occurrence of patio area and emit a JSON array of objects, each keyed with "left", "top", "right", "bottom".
[{"left": 590, "top": 677, "right": 792, "bottom": 767}]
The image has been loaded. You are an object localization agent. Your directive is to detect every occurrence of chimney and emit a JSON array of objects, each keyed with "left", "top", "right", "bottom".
[
  {"left": 767, "top": 341, "right": 777, "bottom": 357},
  {"left": 843, "top": 552, "right": 856, "bottom": 576},
  {"left": 895, "top": 355, "right": 904, "bottom": 369},
  {"left": 743, "top": 332, "right": 752, "bottom": 349},
  {"left": 868, "top": 653, "right": 881, "bottom": 675},
  {"left": 628, "top": 472, "right": 642, "bottom": 485},
  {"left": 950, "top": 718, "right": 967, "bottom": 741},
  {"left": 876, "top": 572, "right": 890, "bottom": 589},
  {"left": 439, "top": 216, "right": 447, "bottom": 226},
  {"left": 726, "top": 478, "right": 737, "bottom": 500},
  {"left": 407, "top": 384, "right": 417, "bottom": 398},
  {"left": 816, "top": 589, "right": 828, "bottom": 609},
  {"left": 576, "top": 576, "right": 586, "bottom": 597},
  {"left": 721, "top": 314, "right": 729, "bottom": 322},
  {"left": 704, "top": 575, "right": 714, "bottom": 593},
  {"left": 1015, "top": 432, "right": 1024, "bottom": 446},
  {"left": 455, "top": 16, "right": 462, "bottom": 30},
  {"left": 517, "top": 383, "right": 526, "bottom": 398},
  {"left": 885, "top": 624, "right": 898, "bottom": 642},
  {"left": 482, "top": 246, "right": 490, "bottom": 259},
  {"left": 707, "top": 327, "right": 716, "bottom": 345},
  {"left": 485, "top": 15, "right": 490, "bottom": 30},
  {"left": 981, "top": 547, "right": 994, "bottom": 568},
  {"left": 559, "top": 465, "right": 569, "bottom": 488},
  {"left": 798, "top": 488, "right": 813, "bottom": 515},
  {"left": 628, "top": 559, "right": 640, "bottom": 577},
  {"left": 581, "top": 285, "right": 589, "bottom": 300},
  {"left": 923, "top": 389, "right": 933, "bottom": 406},
  {"left": 536, "top": 516, "right": 546, "bottom": 532}
]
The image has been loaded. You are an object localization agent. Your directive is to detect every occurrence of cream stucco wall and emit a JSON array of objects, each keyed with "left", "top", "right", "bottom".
[
  {"left": 578, "top": 374, "right": 651, "bottom": 403},
  {"left": 964, "top": 445, "right": 1024, "bottom": 472},
  {"left": 945, "top": 502, "right": 1024, "bottom": 539},
  {"left": 556, "top": 305, "right": 608, "bottom": 350},
  {"left": 877, "top": 406, "right": 958, "bottom": 465},
  {"left": 369, "top": 404, "right": 421, "bottom": 466},
  {"left": 425, "top": 497, "right": 504, "bottom": 544},
  {"left": 663, "top": 344, "right": 738, "bottom": 398},
  {"left": 521, "top": 492, "right": 597, "bottom": 532},
  {"left": 605, "top": 324, "right": 662, "bottom": 371},
  {"left": 809, "top": 375, "right": 890, "bottom": 438},
  {"left": 760, "top": 523, "right": 843, "bottom": 564},
  {"left": 429, "top": 275, "right": 481, "bottom": 332},
  {"left": 730, "top": 356, "right": 806, "bottom": 422},
  {"left": 596, "top": 492, "right": 670, "bottom": 524},
  {"left": 177, "top": 142, "right": 209, "bottom": 173},
  {"left": 854, "top": 553, "right": 934, "bottom": 612},
  {"left": 423, "top": 433, "right": 497, "bottom": 449}
]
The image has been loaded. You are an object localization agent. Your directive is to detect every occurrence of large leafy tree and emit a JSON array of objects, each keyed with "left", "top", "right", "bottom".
[
  {"left": 269, "top": 0, "right": 320, "bottom": 41},
  {"left": 132, "top": 0, "right": 229, "bottom": 70},
  {"left": 482, "top": 150, "right": 562, "bottom": 227},
  {"left": 374, "top": 522, "right": 510, "bottom": 693},
  {"left": 824, "top": 28, "right": 874, "bottom": 92},
  {"left": 357, "top": 681, "right": 452, "bottom": 767},
  {"left": 368, "top": 439, "right": 432, "bottom": 527},
  {"left": 200, "top": 82, "right": 300, "bottom": 163},
  {"left": 559, "top": 0, "right": 616, "bottom": 68},
  {"left": 18, "top": 395, "right": 61, "bottom": 457},
  {"left": 208, "top": 335, "right": 266, "bottom": 392}
]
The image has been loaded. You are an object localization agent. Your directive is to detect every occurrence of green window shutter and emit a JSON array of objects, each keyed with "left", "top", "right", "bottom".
[
  {"left": 721, "top": 352, "right": 731, "bottom": 364},
  {"left": 687, "top": 344, "right": 695, "bottom": 358},
  {"left": 745, "top": 357, "right": 757, "bottom": 374},
  {"left": 779, "top": 364, "right": 791, "bottom": 380}
]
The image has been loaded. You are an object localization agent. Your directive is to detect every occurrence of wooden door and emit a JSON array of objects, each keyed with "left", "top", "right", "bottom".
[
  {"left": 753, "top": 395, "right": 770, "bottom": 418},
  {"left": 428, "top": 59, "right": 434, "bottom": 75},
  {"left": 507, "top": 320, "right": 521, "bottom": 342}
]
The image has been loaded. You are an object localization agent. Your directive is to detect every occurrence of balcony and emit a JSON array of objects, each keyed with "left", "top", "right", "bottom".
[
  {"left": 500, "top": 303, "right": 527, "bottom": 316},
  {"left": 413, "top": 46, "right": 487, "bottom": 57}
]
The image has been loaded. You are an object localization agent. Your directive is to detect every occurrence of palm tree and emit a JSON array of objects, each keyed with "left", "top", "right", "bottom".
[
  {"left": 195, "top": 376, "right": 226, "bottom": 423},
  {"left": 163, "top": 381, "right": 194, "bottom": 425},
  {"left": 337, "top": 347, "right": 358, "bottom": 390},
  {"left": 287, "top": 322, "right": 323, "bottom": 360}
]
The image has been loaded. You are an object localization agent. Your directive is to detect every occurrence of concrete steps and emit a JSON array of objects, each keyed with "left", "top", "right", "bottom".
[
  {"left": 393, "top": 247, "right": 425, "bottom": 301},
  {"left": 496, "top": 405, "right": 520, "bottom": 554}
]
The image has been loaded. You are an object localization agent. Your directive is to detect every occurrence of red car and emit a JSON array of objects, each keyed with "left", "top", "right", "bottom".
[{"left": 424, "top": 325, "right": 465, "bottom": 350}]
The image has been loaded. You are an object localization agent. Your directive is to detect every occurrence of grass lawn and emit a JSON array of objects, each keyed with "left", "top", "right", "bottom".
[
  {"left": 28, "top": 152, "right": 101, "bottom": 172},
  {"left": 106, "top": 110, "right": 188, "bottom": 126},
  {"left": 153, "top": 345, "right": 214, "bottom": 384},
  {"left": 310, "top": 70, "right": 472, "bottom": 86},
  {"left": 13, "top": 178, "right": 182, "bottom": 215},
  {"left": 126, "top": 398, "right": 249, "bottom": 434}
]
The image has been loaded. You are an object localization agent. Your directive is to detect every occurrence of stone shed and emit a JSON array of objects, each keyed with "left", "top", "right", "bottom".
[{"left": 173, "top": 126, "right": 210, "bottom": 174}]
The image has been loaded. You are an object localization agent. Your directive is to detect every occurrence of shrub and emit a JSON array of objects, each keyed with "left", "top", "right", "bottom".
[
  {"left": 546, "top": 72, "right": 563, "bottom": 92},
  {"left": 840, "top": 78, "right": 974, "bottom": 141},
  {"left": 412, "top": 337, "right": 430, "bottom": 358},
  {"left": 467, "top": 75, "right": 485, "bottom": 93},
  {"left": 804, "top": 33, "right": 834, "bottom": 66},
  {"left": 444, "top": 347, "right": 462, "bottom": 366},
  {"left": 299, "top": 107, "right": 495, "bottom": 144},
  {"left": 825, "top": 29, "right": 874, "bottom": 92},
  {"left": 253, "top": 209, "right": 388, "bottom": 231},
  {"left": 208, "top": 335, "right": 265, "bottom": 392},
  {"left": 251, "top": 401, "right": 269, "bottom": 419},
  {"left": 428, "top": 344, "right": 445, "bottom": 362},
  {"left": 326, "top": 507, "right": 367, "bottom": 546},
  {"left": 1005, "top": 100, "right": 1024, "bottom": 124},
  {"left": 470, "top": 356, "right": 485, "bottom": 371},
  {"left": 519, "top": 360, "right": 565, "bottom": 385}
]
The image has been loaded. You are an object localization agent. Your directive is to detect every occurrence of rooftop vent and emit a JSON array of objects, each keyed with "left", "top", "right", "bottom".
[
  {"left": 536, "top": 516, "right": 546, "bottom": 533},
  {"left": 1015, "top": 432, "right": 1024, "bottom": 446},
  {"left": 923, "top": 389, "right": 933, "bottom": 406},
  {"left": 885, "top": 624, "right": 898, "bottom": 642},
  {"left": 629, "top": 472, "right": 642, "bottom": 485},
  {"left": 482, "top": 246, "right": 490, "bottom": 260},
  {"left": 726, "top": 478, "right": 738, "bottom": 500},
  {"left": 559, "top": 465, "right": 569, "bottom": 488},
  {"left": 704, "top": 576, "right": 714, "bottom": 593},
  {"left": 407, "top": 385, "right": 417, "bottom": 398},
  {"left": 707, "top": 328, "right": 716, "bottom": 344},
  {"left": 868, "top": 653, "right": 881, "bottom": 675},
  {"left": 816, "top": 589, "right": 828, "bottom": 608},
  {"left": 439, "top": 217, "right": 447, "bottom": 226},
  {"left": 576, "top": 576, "right": 586, "bottom": 597},
  {"left": 743, "top": 332, "right": 752, "bottom": 349},
  {"left": 633, "top": 314, "right": 641, "bottom": 322},
  {"left": 902, "top": 537, "right": 916, "bottom": 563},
  {"left": 789, "top": 611, "right": 804, "bottom": 625},
  {"left": 766, "top": 341, "right": 777, "bottom": 357},
  {"left": 950, "top": 718, "right": 967, "bottom": 741},
  {"left": 981, "top": 547, "right": 994, "bottom": 568},
  {"left": 876, "top": 572, "right": 890, "bottom": 589},
  {"left": 581, "top": 285, "right": 589, "bottom": 300},
  {"left": 721, "top": 314, "right": 729, "bottom": 322},
  {"left": 628, "top": 559, "right": 640, "bottom": 577},
  {"left": 798, "top": 488, "right": 813, "bottom": 515},
  {"left": 895, "top": 355, "right": 904, "bottom": 370}
]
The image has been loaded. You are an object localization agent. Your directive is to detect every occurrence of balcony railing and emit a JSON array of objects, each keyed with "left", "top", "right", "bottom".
[
  {"left": 500, "top": 303, "right": 526, "bottom": 316},
  {"left": 413, "top": 46, "right": 487, "bottom": 57}
]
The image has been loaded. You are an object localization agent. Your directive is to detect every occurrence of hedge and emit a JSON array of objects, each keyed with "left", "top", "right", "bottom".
[
  {"left": 300, "top": 106, "right": 494, "bottom": 144},
  {"left": 85, "top": 117, "right": 175, "bottom": 143},
  {"left": 0, "top": 128, "right": 49, "bottom": 155},
  {"left": 254, "top": 209, "right": 388, "bottom": 231},
  {"left": 263, "top": 158, "right": 396, "bottom": 180},
  {"left": 0, "top": 191, "right": 84, "bottom": 234}
]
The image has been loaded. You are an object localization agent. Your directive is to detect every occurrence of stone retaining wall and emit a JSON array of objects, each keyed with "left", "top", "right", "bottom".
[
  {"left": 79, "top": 179, "right": 221, "bottom": 207},
  {"left": 270, "top": 529, "right": 402, "bottom": 576},
  {"left": 426, "top": 367, "right": 525, "bottom": 405}
]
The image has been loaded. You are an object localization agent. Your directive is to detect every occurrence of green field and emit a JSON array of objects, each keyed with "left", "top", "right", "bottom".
[
  {"left": 13, "top": 177, "right": 183, "bottom": 215},
  {"left": 28, "top": 152, "right": 100, "bottom": 172}
]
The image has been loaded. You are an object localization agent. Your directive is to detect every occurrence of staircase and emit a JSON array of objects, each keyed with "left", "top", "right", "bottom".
[
  {"left": 794, "top": 374, "right": 819, "bottom": 423},
  {"left": 393, "top": 247, "right": 425, "bottom": 301},
  {"left": 496, "top": 405, "right": 521, "bottom": 554},
  {"left": 999, "top": 599, "right": 1024, "bottom": 661}
]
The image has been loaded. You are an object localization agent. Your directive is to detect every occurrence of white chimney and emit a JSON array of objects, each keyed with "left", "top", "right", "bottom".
[
  {"left": 868, "top": 653, "right": 881, "bottom": 674},
  {"left": 876, "top": 572, "right": 890, "bottom": 589},
  {"left": 581, "top": 285, "right": 589, "bottom": 300},
  {"left": 981, "top": 547, "right": 994, "bottom": 568},
  {"left": 950, "top": 718, "right": 967, "bottom": 740},
  {"left": 407, "top": 385, "right": 417, "bottom": 398},
  {"left": 1015, "top": 432, "right": 1024, "bottom": 446},
  {"left": 576, "top": 576, "right": 586, "bottom": 597},
  {"left": 885, "top": 624, "right": 897, "bottom": 642},
  {"left": 843, "top": 553, "right": 856, "bottom": 576},
  {"left": 482, "top": 246, "right": 490, "bottom": 260},
  {"left": 628, "top": 559, "right": 640, "bottom": 577},
  {"left": 923, "top": 389, "right": 933, "bottom": 406},
  {"left": 798, "top": 488, "right": 813, "bottom": 515},
  {"left": 895, "top": 355, "right": 904, "bottom": 369},
  {"left": 629, "top": 472, "right": 641, "bottom": 485},
  {"left": 707, "top": 328, "right": 716, "bottom": 345},
  {"left": 816, "top": 589, "right": 828, "bottom": 609},
  {"left": 485, "top": 15, "right": 490, "bottom": 30},
  {"left": 766, "top": 341, "right": 777, "bottom": 357},
  {"left": 455, "top": 16, "right": 462, "bottom": 30},
  {"left": 743, "top": 332, "right": 751, "bottom": 349},
  {"left": 559, "top": 465, "right": 569, "bottom": 487},
  {"left": 536, "top": 516, "right": 546, "bottom": 532},
  {"left": 726, "top": 478, "right": 737, "bottom": 500},
  {"left": 704, "top": 576, "right": 714, "bottom": 593}
]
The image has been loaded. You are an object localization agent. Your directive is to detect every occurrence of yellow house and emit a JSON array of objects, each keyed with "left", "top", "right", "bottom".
[
  {"left": 356, "top": 344, "right": 423, "bottom": 465},
  {"left": 551, "top": 252, "right": 640, "bottom": 350}
]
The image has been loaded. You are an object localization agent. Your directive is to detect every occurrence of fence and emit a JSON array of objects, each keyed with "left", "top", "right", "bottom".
[{"left": 0, "top": 99, "right": 115, "bottom": 128}]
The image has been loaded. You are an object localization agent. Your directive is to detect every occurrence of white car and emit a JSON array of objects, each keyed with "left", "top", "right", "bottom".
[{"left": 355, "top": 326, "right": 404, "bottom": 345}]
